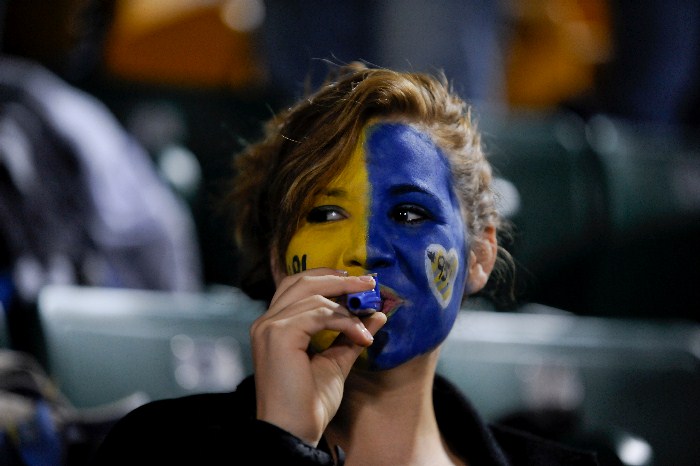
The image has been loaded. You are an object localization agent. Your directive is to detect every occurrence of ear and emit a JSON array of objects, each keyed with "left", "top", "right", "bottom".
[
  {"left": 269, "top": 247, "right": 287, "bottom": 286},
  {"left": 466, "top": 226, "right": 498, "bottom": 294}
]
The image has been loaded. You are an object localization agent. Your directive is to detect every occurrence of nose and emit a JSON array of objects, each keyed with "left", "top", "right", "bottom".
[
  {"left": 341, "top": 225, "right": 395, "bottom": 271},
  {"left": 341, "top": 228, "right": 367, "bottom": 269},
  {"left": 342, "top": 241, "right": 394, "bottom": 270},
  {"left": 364, "top": 223, "right": 397, "bottom": 271},
  {"left": 364, "top": 241, "right": 394, "bottom": 270}
]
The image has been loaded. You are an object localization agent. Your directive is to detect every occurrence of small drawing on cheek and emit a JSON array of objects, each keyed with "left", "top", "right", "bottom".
[
  {"left": 436, "top": 256, "right": 450, "bottom": 281},
  {"left": 425, "top": 245, "right": 459, "bottom": 309},
  {"left": 287, "top": 254, "right": 307, "bottom": 275}
]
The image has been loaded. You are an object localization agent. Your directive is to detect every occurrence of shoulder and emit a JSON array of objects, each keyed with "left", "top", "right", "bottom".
[
  {"left": 490, "top": 424, "right": 599, "bottom": 466},
  {"left": 114, "top": 374, "right": 256, "bottom": 434},
  {"left": 91, "top": 377, "right": 257, "bottom": 465},
  {"left": 91, "top": 375, "right": 337, "bottom": 465},
  {"left": 118, "top": 390, "right": 242, "bottom": 429}
]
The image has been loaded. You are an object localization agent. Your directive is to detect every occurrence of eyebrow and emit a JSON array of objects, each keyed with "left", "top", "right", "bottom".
[
  {"left": 389, "top": 183, "right": 440, "bottom": 201},
  {"left": 321, "top": 187, "right": 348, "bottom": 198}
]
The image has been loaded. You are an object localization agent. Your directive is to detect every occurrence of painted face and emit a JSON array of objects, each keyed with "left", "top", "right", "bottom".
[{"left": 285, "top": 122, "right": 469, "bottom": 370}]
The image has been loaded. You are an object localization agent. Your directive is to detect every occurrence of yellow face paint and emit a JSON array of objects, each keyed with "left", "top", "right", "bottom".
[
  {"left": 285, "top": 131, "right": 369, "bottom": 274},
  {"left": 285, "top": 130, "right": 371, "bottom": 357}
]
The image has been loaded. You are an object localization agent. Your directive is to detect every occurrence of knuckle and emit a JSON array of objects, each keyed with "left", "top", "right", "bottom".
[
  {"left": 250, "top": 316, "right": 275, "bottom": 338},
  {"left": 297, "top": 275, "right": 316, "bottom": 286},
  {"left": 278, "top": 274, "right": 297, "bottom": 287}
]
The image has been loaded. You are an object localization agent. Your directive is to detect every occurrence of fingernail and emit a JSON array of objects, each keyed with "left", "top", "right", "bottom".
[
  {"left": 359, "top": 324, "right": 374, "bottom": 342},
  {"left": 357, "top": 275, "right": 375, "bottom": 283},
  {"left": 335, "top": 269, "right": 349, "bottom": 276}
]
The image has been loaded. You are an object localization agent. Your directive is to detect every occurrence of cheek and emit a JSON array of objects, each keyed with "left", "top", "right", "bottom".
[
  {"left": 284, "top": 222, "right": 369, "bottom": 274},
  {"left": 285, "top": 228, "right": 339, "bottom": 274},
  {"left": 390, "top": 221, "right": 466, "bottom": 308}
]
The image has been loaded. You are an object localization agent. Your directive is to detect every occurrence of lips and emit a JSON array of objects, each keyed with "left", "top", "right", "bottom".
[{"left": 379, "top": 287, "right": 404, "bottom": 318}]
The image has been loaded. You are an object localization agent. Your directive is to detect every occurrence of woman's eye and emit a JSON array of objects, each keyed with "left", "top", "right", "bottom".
[
  {"left": 390, "top": 205, "right": 430, "bottom": 224},
  {"left": 307, "top": 205, "right": 347, "bottom": 223}
]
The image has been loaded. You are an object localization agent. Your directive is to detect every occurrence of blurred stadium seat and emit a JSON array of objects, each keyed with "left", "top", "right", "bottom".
[
  {"left": 439, "top": 305, "right": 700, "bottom": 466},
  {"left": 582, "top": 115, "right": 700, "bottom": 320},
  {"left": 37, "top": 284, "right": 264, "bottom": 409},
  {"left": 479, "top": 109, "right": 609, "bottom": 309},
  {"left": 479, "top": 110, "right": 700, "bottom": 320}
]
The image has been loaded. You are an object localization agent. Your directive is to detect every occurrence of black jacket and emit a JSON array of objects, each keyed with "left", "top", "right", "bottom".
[{"left": 91, "top": 374, "right": 598, "bottom": 465}]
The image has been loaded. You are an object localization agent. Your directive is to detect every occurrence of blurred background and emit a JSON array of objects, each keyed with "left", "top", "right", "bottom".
[
  {"left": 1, "top": 0, "right": 699, "bottom": 465},
  {"left": 3, "top": 0, "right": 699, "bottom": 317}
]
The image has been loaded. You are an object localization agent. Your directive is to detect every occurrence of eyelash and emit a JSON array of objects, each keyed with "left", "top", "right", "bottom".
[
  {"left": 390, "top": 204, "right": 431, "bottom": 225},
  {"left": 306, "top": 205, "right": 347, "bottom": 223}
]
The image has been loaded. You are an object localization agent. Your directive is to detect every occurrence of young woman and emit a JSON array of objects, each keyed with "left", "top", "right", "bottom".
[{"left": 91, "top": 63, "right": 598, "bottom": 465}]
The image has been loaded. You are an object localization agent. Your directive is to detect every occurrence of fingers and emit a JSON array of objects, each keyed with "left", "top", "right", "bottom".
[
  {"left": 251, "top": 267, "right": 385, "bottom": 379},
  {"left": 320, "top": 312, "right": 387, "bottom": 375},
  {"left": 328, "top": 311, "right": 387, "bottom": 349},
  {"left": 269, "top": 267, "right": 345, "bottom": 307},
  {"left": 252, "top": 296, "right": 379, "bottom": 351},
  {"left": 268, "top": 268, "right": 376, "bottom": 317},
  {"left": 253, "top": 269, "right": 378, "bottom": 353},
  {"left": 340, "top": 310, "right": 387, "bottom": 347},
  {"left": 363, "top": 311, "right": 388, "bottom": 336}
]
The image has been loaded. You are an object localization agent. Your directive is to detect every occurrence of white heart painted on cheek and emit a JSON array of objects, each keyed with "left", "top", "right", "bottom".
[{"left": 424, "top": 244, "right": 460, "bottom": 309}]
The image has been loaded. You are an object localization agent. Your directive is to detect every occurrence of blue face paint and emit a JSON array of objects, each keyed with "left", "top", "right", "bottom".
[
  {"left": 285, "top": 121, "right": 469, "bottom": 370},
  {"left": 362, "top": 122, "right": 469, "bottom": 369}
]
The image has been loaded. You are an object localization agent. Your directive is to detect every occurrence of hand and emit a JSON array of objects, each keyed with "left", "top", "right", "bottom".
[{"left": 250, "top": 268, "right": 387, "bottom": 446}]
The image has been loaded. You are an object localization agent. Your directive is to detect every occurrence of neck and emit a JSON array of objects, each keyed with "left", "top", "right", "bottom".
[{"left": 324, "top": 347, "right": 465, "bottom": 466}]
